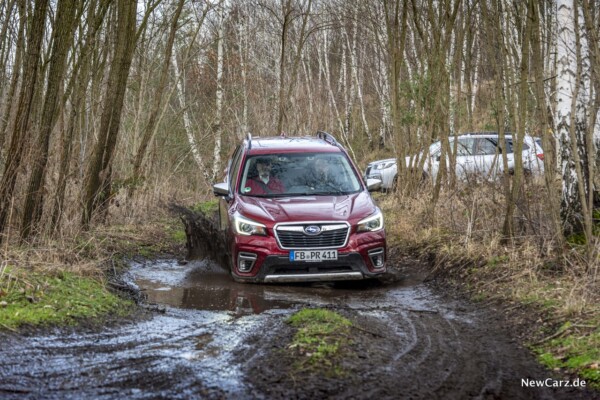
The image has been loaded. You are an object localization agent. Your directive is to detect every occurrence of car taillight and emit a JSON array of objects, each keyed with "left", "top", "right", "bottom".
[{"left": 536, "top": 153, "right": 544, "bottom": 161}]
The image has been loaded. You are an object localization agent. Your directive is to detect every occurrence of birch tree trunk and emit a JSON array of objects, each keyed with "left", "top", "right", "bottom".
[
  {"left": 530, "top": 0, "right": 564, "bottom": 242},
  {"left": 555, "top": 0, "right": 596, "bottom": 254},
  {"left": 172, "top": 50, "right": 210, "bottom": 182},
  {"left": 236, "top": 8, "right": 248, "bottom": 139},
  {"left": 212, "top": 5, "right": 225, "bottom": 181}
]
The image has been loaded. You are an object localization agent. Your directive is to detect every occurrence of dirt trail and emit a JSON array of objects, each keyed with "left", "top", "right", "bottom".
[{"left": 0, "top": 259, "right": 597, "bottom": 399}]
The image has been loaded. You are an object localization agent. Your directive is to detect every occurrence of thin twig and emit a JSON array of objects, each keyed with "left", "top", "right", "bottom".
[{"left": 0, "top": 323, "right": 17, "bottom": 332}]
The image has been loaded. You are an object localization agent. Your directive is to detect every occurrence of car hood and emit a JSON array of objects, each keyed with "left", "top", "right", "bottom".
[{"left": 236, "top": 191, "right": 377, "bottom": 225}]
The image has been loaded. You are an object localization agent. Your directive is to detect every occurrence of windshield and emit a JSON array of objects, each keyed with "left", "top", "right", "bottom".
[{"left": 239, "top": 153, "right": 362, "bottom": 197}]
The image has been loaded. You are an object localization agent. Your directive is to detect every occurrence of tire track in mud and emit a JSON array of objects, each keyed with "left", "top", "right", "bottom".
[
  {"left": 239, "top": 278, "right": 596, "bottom": 400},
  {"left": 0, "top": 308, "right": 262, "bottom": 399}
]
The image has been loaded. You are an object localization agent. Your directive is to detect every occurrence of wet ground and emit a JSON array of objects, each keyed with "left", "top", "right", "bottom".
[{"left": 0, "top": 259, "right": 597, "bottom": 399}]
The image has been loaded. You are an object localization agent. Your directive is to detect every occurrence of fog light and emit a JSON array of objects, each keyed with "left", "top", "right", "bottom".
[
  {"left": 368, "top": 248, "right": 385, "bottom": 269},
  {"left": 237, "top": 252, "right": 257, "bottom": 272}
]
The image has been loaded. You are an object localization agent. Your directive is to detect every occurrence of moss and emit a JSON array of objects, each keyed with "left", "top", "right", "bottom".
[
  {"left": 191, "top": 199, "right": 219, "bottom": 216},
  {"left": 170, "top": 229, "right": 187, "bottom": 243},
  {"left": 0, "top": 268, "right": 133, "bottom": 330},
  {"left": 287, "top": 308, "right": 352, "bottom": 374},
  {"left": 532, "top": 323, "right": 600, "bottom": 389}
]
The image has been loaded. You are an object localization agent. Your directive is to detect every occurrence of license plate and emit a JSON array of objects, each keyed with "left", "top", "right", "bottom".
[{"left": 289, "top": 250, "right": 338, "bottom": 262}]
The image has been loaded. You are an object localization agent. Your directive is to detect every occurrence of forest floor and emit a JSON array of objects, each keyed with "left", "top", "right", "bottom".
[
  {"left": 0, "top": 253, "right": 597, "bottom": 399},
  {"left": 0, "top": 203, "right": 598, "bottom": 399}
]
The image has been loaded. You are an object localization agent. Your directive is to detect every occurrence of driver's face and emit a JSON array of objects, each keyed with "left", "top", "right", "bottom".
[
  {"left": 257, "top": 162, "right": 272, "bottom": 176},
  {"left": 315, "top": 159, "right": 328, "bottom": 174}
]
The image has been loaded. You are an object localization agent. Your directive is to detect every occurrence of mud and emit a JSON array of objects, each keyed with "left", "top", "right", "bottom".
[{"left": 0, "top": 258, "right": 597, "bottom": 399}]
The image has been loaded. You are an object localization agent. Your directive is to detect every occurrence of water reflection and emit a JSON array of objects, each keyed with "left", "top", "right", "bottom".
[{"left": 131, "top": 259, "right": 425, "bottom": 314}]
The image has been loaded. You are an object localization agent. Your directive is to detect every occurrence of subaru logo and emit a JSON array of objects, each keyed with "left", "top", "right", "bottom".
[{"left": 304, "top": 225, "right": 321, "bottom": 235}]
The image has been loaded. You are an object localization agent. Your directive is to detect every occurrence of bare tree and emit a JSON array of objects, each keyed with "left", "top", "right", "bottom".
[
  {"left": 0, "top": 0, "right": 49, "bottom": 243},
  {"left": 20, "top": 0, "right": 79, "bottom": 240},
  {"left": 130, "top": 0, "right": 185, "bottom": 196},
  {"left": 82, "top": 0, "right": 138, "bottom": 227}
]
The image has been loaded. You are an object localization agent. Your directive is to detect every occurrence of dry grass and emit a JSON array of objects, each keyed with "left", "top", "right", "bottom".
[
  {"left": 379, "top": 179, "right": 600, "bottom": 319},
  {"left": 0, "top": 178, "right": 203, "bottom": 289}
]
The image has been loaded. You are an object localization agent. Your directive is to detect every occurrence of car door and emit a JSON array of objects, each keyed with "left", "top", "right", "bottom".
[
  {"left": 472, "top": 137, "right": 502, "bottom": 178},
  {"left": 502, "top": 138, "right": 515, "bottom": 172},
  {"left": 453, "top": 137, "right": 476, "bottom": 178}
]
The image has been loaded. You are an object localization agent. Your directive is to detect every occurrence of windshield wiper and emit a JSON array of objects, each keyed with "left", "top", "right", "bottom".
[{"left": 313, "top": 190, "right": 350, "bottom": 195}]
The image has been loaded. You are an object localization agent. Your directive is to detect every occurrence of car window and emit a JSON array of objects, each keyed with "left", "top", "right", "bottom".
[
  {"left": 504, "top": 139, "right": 514, "bottom": 154},
  {"left": 229, "top": 145, "right": 243, "bottom": 192},
  {"left": 505, "top": 139, "right": 528, "bottom": 152},
  {"left": 456, "top": 138, "right": 474, "bottom": 156},
  {"left": 431, "top": 139, "right": 472, "bottom": 157},
  {"left": 239, "top": 153, "right": 362, "bottom": 197},
  {"left": 473, "top": 138, "right": 498, "bottom": 155}
]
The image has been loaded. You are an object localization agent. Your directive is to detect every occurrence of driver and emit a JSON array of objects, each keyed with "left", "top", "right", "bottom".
[{"left": 245, "top": 157, "right": 285, "bottom": 194}]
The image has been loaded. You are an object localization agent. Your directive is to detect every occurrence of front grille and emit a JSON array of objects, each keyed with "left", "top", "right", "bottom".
[{"left": 275, "top": 224, "right": 349, "bottom": 249}]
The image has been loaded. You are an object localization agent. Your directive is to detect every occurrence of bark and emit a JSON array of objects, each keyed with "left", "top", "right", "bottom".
[
  {"left": 530, "top": 0, "right": 564, "bottom": 243},
  {"left": 0, "top": 0, "right": 49, "bottom": 243},
  {"left": 384, "top": 0, "right": 409, "bottom": 173},
  {"left": 0, "top": 0, "right": 26, "bottom": 151},
  {"left": 0, "top": 0, "right": 17, "bottom": 96},
  {"left": 51, "top": 0, "right": 112, "bottom": 233},
  {"left": 502, "top": 0, "right": 531, "bottom": 239},
  {"left": 236, "top": 8, "right": 248, "bottom": 139},
  {"left": 212, "top": 4, "right": 225, "bottom": 182},
  {"left": 82, "top": 0, "right": 138, "bottom": 227},
  {"left": 555, "top": 0, "right": 595, "bottom": 250},
  {"left": 20, "top": 0, "right": 78, "bottom": 240},
  {"left": 276, "top": 0, "right": 292, "bottom": 134}
]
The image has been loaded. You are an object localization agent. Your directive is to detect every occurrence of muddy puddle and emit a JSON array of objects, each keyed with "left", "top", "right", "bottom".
[
  {"left": 130, "top": 259, "right": 438, "bottom": 316},
  {"left": 0, "top": 259, "right": 596, "bottom": 399}
]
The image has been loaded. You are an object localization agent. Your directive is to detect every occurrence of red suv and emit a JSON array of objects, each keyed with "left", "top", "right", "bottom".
[{"left": 213, "top": 132, "right": 386, "bottom": 283}]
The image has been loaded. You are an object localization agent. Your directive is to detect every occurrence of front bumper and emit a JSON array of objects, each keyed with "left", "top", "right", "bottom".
[{"left": 233, "top": 252, "right": 386, "bottom": 283}]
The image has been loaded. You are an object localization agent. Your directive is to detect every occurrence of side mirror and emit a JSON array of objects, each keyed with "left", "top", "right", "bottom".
[
  {"left": 366, "top": 178, "right": 382, "bottom": 192},
  {"left": 213, "top": 182, "right": 230, "bottom": 197}
]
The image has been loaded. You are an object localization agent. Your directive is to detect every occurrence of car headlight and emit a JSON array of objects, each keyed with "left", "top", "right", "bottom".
[
  {"left": 233, "top": 214, "right": 267, "bottom": 236},
  {"left": 374, "top": 162, "right": 395, "bottom": 170},
  {"left": 357, "top": 210, "right": 384, "bottom": 232}
]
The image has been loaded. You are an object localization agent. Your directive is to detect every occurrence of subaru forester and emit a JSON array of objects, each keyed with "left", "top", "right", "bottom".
[{"left": 213, "top": 132, "right": 386, "bottom": 283}]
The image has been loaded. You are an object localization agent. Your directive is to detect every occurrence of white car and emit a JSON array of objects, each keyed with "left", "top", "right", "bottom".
[{"left": 364, "top": 133, "right": 544, "bottom": 190}]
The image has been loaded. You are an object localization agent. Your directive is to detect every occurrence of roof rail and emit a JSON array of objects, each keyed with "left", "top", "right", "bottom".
[
  {"left": 316, "top": 131, "right": 338, "bottom": 146},
  {"left": 246, "top": 132, "right": 252, "bottom": 149}
]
